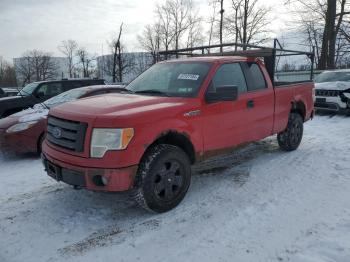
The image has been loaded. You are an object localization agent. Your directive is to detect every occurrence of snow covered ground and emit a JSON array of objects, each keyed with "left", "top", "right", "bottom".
[{"left": 1, "top": 115, "right": 350, "bottom": 262}]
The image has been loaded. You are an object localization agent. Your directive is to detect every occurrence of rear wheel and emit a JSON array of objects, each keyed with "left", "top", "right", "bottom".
[
  {"left": 277, "top": 113, "right": 303, "bottom": 151},
  {"left": 133, "top": 144, "right": 191, "bottom": 213}
]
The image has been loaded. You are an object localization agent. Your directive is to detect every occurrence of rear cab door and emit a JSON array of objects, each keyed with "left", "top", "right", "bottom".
[
  {"left": 239, "top": 60, "right": 275, "bottom": 140},
  {"left": 201, "top": 61, "right": 253, "bottom": 152}
]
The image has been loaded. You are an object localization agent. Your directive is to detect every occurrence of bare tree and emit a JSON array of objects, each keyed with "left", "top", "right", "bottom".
[
  {"left": 15, "top": 55, "right": 33, "bottom": 86},
  {"left": 154, "top": 0, "right": 200, "bottom": 57},
  {"left": 100, "top": 52, "right": 135, "bottom": 83},
  {"left": 168, "top": 0, "right": 195, "bottom": 55},
  {"left": 219, "top": 0, "right": 224, "bottom": 52},
  {"left": 138, "top": 23, "right": 161, "bottom": 64},
  {"left": 186, "top": 14, "right": 205, "bottom": 49},
  {"left": 156, "top": 1, "right": 175, "bottom": 57},
  {"left": 58, "top": 40, "right": 78, "bottom": 78},
  {"left": 107, "top": 23, "right": 133, "bottom": 82},
  {"left": 113, "top": 23, "right": 123, "bottom": 83},
  {"left": 225, "top": 0, "right": 271, "bottom": 48},
  {"left": 0, "top": 56, "right": 17, "bottom": 87},
  {"left": 287, "top": 0, "right": 350, "bottom": 69},
  {"left": 281, "top": 62, "right": 296, "bottom": 72},
  {"left": 208, "top": 0, "right": 219, "bottom": 46},
  {"left": 76, "top": 48, "right": 95, "bottom": 78},
  {"left": 103, "top": 23, "right": 135, "bottom": 82},
  {"left": 15, "top": 50, "right": 58, "bottom": 86},
  {"left": 131, "top": 53, "right": 152, "bottom": 77}
]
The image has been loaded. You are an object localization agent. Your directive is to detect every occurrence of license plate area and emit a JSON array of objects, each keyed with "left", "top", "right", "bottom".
[
  {"left": 46, "top": 161, "right": 62, "bottom": 181},
  {"left": 316, "top": 97, "right": 326, "bottom": 103}
]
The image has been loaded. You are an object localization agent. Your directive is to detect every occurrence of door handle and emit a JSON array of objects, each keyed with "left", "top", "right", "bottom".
[{"left": 247, "top": 100, "right": 254, "bottom": 109}]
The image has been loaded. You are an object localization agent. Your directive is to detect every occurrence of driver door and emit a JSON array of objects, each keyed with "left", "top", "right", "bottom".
[{"left": 202, "top": 63, "right": 251, "bottom": 152}]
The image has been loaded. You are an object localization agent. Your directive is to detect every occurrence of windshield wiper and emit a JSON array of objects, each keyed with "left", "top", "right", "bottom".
[{"left": 134, "top": 89, "right": 169, "bottom": 96}]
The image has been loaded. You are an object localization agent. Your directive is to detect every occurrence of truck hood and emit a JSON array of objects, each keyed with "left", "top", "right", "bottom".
[
  {"left": 51, "top": 93, "right": 197, "bottom": 123},
  {"left": 315, "top": 81, "right": 350, "bottom": 91}
]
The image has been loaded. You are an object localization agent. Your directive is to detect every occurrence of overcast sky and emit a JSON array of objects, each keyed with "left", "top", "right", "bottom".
[{"left": 0, "top": 0, "right": 295, "bottom": 62}]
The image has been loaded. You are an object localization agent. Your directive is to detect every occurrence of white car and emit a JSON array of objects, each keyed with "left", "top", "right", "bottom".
[{"left": 314, "top": 69, "right": 350, "bottom": 114}]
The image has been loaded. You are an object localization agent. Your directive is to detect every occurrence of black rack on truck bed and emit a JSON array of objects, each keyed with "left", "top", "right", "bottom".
[{"left": 158, "top": 39, "right": 315, "bottom": 86}]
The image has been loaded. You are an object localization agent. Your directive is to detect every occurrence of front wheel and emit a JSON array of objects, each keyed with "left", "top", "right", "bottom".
[
  {"left": 277, "top": 113, "right": 304, "bottom": 151},
  {"left": 133, "top": 144, "right": 191, "bottom": 213}
]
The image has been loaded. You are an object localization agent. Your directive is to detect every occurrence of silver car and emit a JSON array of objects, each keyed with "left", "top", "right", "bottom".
[{"left": 314, "top": 69, "right": 350, "bottom": 114}]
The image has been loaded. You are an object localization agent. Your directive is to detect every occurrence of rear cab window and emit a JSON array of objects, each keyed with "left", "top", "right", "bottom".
[
  {"left": 242, "top": 62, "right": 267, "bottom": 91},
  {"left": 36, "top": 82, "right": 64, "bottom": 97}
]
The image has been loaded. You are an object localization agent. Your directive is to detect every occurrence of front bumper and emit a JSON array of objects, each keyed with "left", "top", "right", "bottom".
[
  {"left": 41, "top": 152, "right": 138, "bottom": 192},
  {"left": 314, "top": 96, "right": 349, "bottom": 113}
]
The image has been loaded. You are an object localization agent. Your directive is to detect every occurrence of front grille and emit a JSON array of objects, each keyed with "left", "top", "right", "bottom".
[
  {"left": 47, "top": 116, "right": 87, "bottom": 152},
  {"left": 315, "top": 89, "right": 340, "bottom": 97},
  {"left": 314, "top": 102, "right": 339, "bottom": 111}
]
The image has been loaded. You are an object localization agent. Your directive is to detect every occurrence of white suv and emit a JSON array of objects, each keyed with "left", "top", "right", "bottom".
[{"left": 315, "top": 70, "right": 350, "bottom": 114}]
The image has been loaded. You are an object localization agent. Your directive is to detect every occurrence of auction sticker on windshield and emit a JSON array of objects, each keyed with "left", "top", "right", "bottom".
[{"left": 178, "top": 74, "right": 200, "bottom": 81}]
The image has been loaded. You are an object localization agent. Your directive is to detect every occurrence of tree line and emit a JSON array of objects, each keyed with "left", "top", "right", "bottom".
[
  {"left": 138, "top": 0, "right": 350, "bottom": 70},
  {"left": 1, "top": 0, "right": 349, "bottom": 87}
]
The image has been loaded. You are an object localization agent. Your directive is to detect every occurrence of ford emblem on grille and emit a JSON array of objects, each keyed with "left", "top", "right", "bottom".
[{"left": 52, "top": 127, "right": 62, "bottom": 139}]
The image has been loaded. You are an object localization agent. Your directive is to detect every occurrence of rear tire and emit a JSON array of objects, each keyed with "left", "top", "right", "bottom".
[
  {"left": 132, "top": 144, "right": 191, "bottom": 213},
  {"left": 277, "top": 113, "right": 304, "bottom": 151}
]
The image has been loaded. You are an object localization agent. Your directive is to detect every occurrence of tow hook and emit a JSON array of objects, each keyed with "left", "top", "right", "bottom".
[{"left": 73, "top": 185, "right": 83, "bottom": 190}]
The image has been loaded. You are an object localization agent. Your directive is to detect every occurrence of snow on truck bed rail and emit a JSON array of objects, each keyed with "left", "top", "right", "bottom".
[{"left": 1, "top": 115, "right": 350, "bottom": 262}]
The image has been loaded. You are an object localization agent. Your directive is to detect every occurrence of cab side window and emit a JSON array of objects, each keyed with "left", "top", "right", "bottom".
[
  {"left": 36, "top": 82, "right": 64, "bottom": 97},
  {"left": 244, "top": 62, "right": 267, "bottom": 91},
  {"left": 209, "top": 63, "right": 247, "bottom": 94}
]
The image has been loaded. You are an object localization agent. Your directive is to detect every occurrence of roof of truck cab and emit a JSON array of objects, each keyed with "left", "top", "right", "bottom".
[{"left": 162, "top": 56, "right": 258, "bottom": 63}]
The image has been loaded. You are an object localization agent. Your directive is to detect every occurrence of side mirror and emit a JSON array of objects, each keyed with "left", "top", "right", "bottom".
[
  {"left": 35, "top": 91, "right": 45, "bottom": 99},
  {"left": 205, "top": 85, "right": 238, "bottom": 103}
]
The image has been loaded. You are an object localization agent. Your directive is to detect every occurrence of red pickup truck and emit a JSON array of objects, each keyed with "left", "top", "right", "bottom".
[{"left": 42, "top": 44, "right": 315, "bottom": 213}]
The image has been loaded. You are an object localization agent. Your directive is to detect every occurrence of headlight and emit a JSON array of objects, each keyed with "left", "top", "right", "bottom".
[
  {"left": 6, "top": 121, "right": 38, "bottom": 133},
  {"left": 90, "top": 128, "right": 134, "bottom": 158}
]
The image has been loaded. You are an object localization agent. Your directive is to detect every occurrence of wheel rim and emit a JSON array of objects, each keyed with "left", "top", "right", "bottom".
[
  {"left": 153, "top": 160, "right": 184, "bottom": 201},
  {"left": 290, "top": 122, "right": 302, "bottom": 145}
]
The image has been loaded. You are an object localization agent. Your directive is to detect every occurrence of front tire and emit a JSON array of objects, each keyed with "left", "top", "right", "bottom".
[
  {"left": 133, "top": 144, "right": 191, "bottom": 213},
  {"left": 277, "top": 113, "right": 304, "bottom": 151}
]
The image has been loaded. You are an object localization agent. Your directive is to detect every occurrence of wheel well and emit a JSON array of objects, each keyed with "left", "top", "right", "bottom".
[
  {"left": 146, "top": 131, "right": 196, "bottom": 164},
  {"left": 291, "top": 101, "right": 306, "bottom": 120}
]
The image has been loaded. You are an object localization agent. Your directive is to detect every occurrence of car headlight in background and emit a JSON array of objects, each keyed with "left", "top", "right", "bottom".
[
  {"left": 6, "top": 121, "right": 38, "bottom": 133},
  {"left": 90, "top": 128, "right": 134, "bottom": 158}
]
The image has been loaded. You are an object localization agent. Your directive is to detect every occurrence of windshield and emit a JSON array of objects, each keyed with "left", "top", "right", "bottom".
[
  {"left": 127, "top": 62, "right": 211, "bottom": 97},
  {"left": 43, "top": 88, "right": 90, "bottom": 108},
  {"left": 315, "top": 71, "right": 350, "bottom": 83},
  {"left": 18, "top": 83, "right": 39, "bottom": 96}
]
